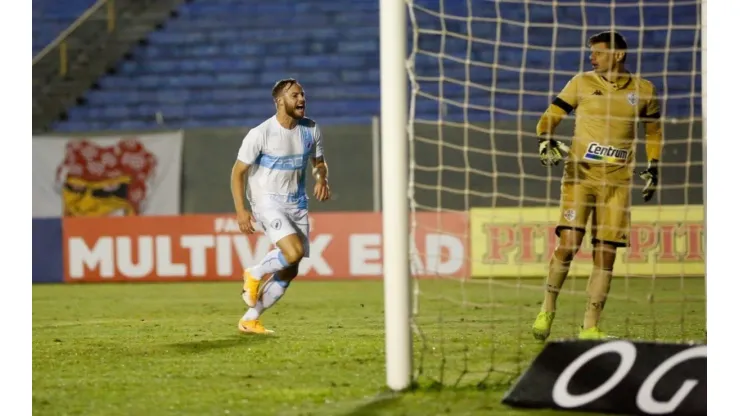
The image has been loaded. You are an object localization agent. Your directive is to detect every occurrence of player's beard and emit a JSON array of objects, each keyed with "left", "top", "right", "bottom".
[{"left": 288, "top": 103, "right": 305, "bottom": 119}]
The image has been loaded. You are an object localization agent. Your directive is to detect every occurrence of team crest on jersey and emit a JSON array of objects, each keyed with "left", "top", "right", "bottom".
[
  {"left": 563, "top": 209, "right": 576, "bottom": 222},
  {"left": 271, "top": 219, "right": 282, "bottom": 230},
  {"left": 626, "top": 92, "right": 638, "bottom": 106}
]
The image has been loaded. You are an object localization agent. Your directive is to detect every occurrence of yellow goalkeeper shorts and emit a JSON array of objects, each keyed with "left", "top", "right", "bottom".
[{"left": 555, "top": 161, "right": 632, "bottom": 247}]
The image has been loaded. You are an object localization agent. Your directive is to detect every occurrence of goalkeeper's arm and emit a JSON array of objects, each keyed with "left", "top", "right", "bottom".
[
  {"left": 537, "top": 74, "right": 579, "bottom": 166},
  {"left": 644, "top": 119, "right": 663, "bottom": 163},
  {"left": 639, "top": 119, "right": 664, "bottom": 202},
  {"left": 536, "top": 104, "right": 568, "bottom": 138}
]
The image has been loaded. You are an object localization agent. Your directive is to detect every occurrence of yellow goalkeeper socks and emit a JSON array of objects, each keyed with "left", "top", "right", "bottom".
[
  {"left": 583, "top": 267, "right": 613, "bottom": 330},
  {"left": 542, "top": 256, "right": 571, "bottom": 313}
]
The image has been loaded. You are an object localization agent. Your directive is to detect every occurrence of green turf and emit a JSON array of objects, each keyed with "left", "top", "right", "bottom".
[{"left": 33, "top": 277, "right": 706, "bottom": 416}]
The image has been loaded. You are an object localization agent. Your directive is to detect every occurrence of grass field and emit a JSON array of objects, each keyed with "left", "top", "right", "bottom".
[{"left": 33, "top": 277, "right": 706, "bottom": 416}]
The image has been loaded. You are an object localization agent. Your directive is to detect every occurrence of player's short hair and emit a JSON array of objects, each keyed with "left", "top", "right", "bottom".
[
  {"left": 588, "top": 31, "right": 628, "bottom": 63},
  {"left": 272, "top": 78, "right": 298, "bottom": 101}
]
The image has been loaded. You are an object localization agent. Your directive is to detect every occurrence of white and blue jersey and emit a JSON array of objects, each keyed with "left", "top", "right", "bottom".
[{"left": 237, "top": 116, "right": 324, "bottom": 211}]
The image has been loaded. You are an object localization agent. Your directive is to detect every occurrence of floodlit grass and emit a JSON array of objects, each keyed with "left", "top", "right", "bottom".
[{"left": 33, "top": 277, "right": 705, "bottom": 415}]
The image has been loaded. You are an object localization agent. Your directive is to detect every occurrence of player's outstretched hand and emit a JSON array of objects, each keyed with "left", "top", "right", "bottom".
[
  {"left": 539, "top": 138, "right": 570, "bottom": 166},
  {"left": 236, "top": 209, "right": 256, "bottom": 234},
  {"left": 314, "top": 180, "right": 331, "bottom": 202},
  {"left": 639, "top": 160, "right": 659, "bottom": 202}
]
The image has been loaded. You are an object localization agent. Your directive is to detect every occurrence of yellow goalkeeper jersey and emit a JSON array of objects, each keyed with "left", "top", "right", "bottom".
[{"left": 552, "top": 71, "right": 661, "bottom": 167}]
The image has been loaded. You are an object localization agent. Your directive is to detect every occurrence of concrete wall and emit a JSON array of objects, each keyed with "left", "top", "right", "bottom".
[
  {"left": 180, "top": 123, "right": 375, "bottom": 213},
  {"left": 58, "top": 118, "right": 703, "bottom": 214},
  {"left": 409, "top": 119, "right": 704, "bottom": 211},
  {"left": 178, "top": 119, "right": 703, "bottom": 213}
]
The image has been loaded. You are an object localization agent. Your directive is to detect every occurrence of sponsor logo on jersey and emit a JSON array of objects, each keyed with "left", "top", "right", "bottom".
[
  {"left": 583, "top": 142, "right": 629, "bottom": 164},
  {"left": 257, "top": 154, "right": 306, "bottom": 170}
]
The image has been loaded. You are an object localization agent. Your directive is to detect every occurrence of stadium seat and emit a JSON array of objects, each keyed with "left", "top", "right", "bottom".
[
  {"left": 33, "top": 0, "right": 98, "bottom": 55},
  {"left": 48, "top": 0, "right": 700, "bottom": 132}
]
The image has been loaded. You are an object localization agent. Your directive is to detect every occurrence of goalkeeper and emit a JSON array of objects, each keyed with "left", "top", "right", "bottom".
[{"left": 532, "top": 31, "right": 663, "bottom": 340}]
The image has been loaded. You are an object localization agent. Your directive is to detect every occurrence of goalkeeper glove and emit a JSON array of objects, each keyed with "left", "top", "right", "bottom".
[
  {"left": 539, "top": 138, "right": 570, "bottom": 166},
  {"left": 639, "top": 160, "right": 659, "bottom": 202}
]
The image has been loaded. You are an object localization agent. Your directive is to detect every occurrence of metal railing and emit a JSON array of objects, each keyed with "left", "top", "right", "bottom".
[{"left": 32, "top": 0, "right": 122, "bottom": 87}]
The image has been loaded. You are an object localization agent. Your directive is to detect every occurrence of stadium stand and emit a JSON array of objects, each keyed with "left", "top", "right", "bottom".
[
  {"left": 35, "top": 0, "right": 700, "bottom": 132},
  {"left": 33, "top": 0, "right": 98, "bottom": 56}
]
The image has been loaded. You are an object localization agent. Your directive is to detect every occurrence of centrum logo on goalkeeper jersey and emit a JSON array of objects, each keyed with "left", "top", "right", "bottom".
[{"left": 583, "top": 142, "right": 629, "bottom": 163}]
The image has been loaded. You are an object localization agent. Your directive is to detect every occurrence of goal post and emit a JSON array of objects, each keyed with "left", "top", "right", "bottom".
[
  {"left": 381, "top": 0, "right": 705, "bottom": 399},
  {"left": 380, "top": 0, "right": 413, "bottom": 391}
]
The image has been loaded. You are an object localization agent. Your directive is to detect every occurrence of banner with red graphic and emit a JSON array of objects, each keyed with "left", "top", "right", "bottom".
[
  {"left": 469, "top": 206, "right": 705, "bottom": 277},
  {"left": 32, "top": 132, "right": 183, "bottom": 218},
  {"left": 62, "top": 212, "right": 469, "bottom": 282}
]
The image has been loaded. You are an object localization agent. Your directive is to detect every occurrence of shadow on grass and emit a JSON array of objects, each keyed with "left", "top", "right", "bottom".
[
  {"left": 340, "top": 391, "right": 403, "bottom": 416},
  {"left": 167, "top": 335, "right": 273, "bottom": 353},
  {"left": 341, "top": 378, "right": 517, "bottom": 416}
]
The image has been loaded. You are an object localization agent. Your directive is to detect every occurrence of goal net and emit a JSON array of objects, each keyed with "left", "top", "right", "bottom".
[{"left": 404, "top": 0, "right": 706, "bottom": 389}]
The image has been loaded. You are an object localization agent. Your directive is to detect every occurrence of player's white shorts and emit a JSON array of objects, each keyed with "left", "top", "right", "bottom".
[{"left": 252, "top": 206, "right": 310, "bottom": 258}]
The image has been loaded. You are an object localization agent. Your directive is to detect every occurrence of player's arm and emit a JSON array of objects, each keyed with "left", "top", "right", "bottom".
[
  {"left": 310, "top": 124, "right": 330, "bottom": 201},
  {"left": 639, "top": 86, "right": 663, "bottom": 202},
  {"left": 231, "top": 129, "right": 263, "bottom": 233},
  {"left": 644, "top": 119, "right": 663, "bottom": 162},
  {"left": 642, "top": 84, "right": 664, "bottom": 163},
  {"left": 310, "top": 123, "right": 328, "bottom": 183},
  {"left": 231, "top": 160, "right": 250, "bottom": 213},
  {"left": 311, "top": 156, "right": 328, "bottom": 182},
  {"left": 536, "top": 75, "right": 580, "bottom": 166},
  {"left": 536, "top": 102, "right": 569, "bottom": 138}
]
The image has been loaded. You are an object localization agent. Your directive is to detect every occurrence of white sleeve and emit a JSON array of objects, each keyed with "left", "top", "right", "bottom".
[
  {"left": 313, "top": 124, "right": 324, "bottom": 159},
  {"left": 237, "top": 128, "right": 263, "bottom": 165}
]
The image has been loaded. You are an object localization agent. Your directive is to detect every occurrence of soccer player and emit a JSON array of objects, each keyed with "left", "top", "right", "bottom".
[
  {"left": 532, "top": 31, "right": 663, "bottom": 340},
  {"left": 230, "top": 78, "right": 330, "bottom": 334}
]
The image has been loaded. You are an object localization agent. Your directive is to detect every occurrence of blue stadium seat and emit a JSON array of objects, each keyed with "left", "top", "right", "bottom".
[
  {"left": 50, "top": 0, "right": 700, "bottom": 132},
  {"left": 33, "top": 0, "right": 97, "bottom": 55}
]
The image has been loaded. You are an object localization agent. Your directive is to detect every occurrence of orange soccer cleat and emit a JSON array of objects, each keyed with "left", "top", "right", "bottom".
[{"left": 238, "top": 319, "right": 274, "bottom": 335}]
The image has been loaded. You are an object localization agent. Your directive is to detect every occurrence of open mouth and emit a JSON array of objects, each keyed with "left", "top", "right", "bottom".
[{"left": 295, "top": 104, "right": 305, "bottom": 112}]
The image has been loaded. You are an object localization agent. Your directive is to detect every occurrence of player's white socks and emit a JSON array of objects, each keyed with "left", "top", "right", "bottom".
[
  {"left": 242, "top": 275, "right": 290, "bottom": 321},
  {"left": 243, "top": 303, "right": 263, "bottom": 321},
  {"left": 248, "top": 248, "right": 290, "bottom": 280}
]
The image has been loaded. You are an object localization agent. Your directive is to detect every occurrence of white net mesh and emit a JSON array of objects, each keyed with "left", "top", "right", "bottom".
[{"left": 405, "top": 0, "right": 706, "bottom": 388}]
